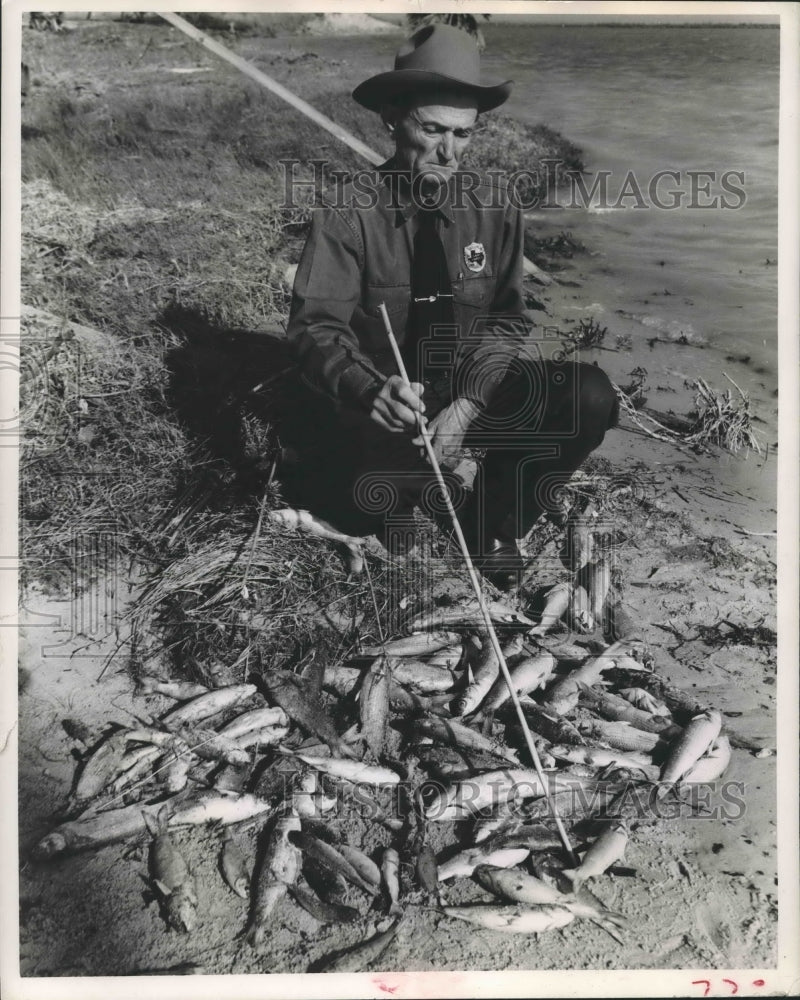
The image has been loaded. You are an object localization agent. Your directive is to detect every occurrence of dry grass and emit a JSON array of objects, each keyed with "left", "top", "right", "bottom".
[{"left": 685, "top": 374, "right": 762, "bottom": 455}]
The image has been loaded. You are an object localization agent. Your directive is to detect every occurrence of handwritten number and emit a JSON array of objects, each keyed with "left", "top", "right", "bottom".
[
  {"left": 722, "top": 981, "right": 738, "bottom": 995},
  {"left": 692, "top": 982, "right": 711, "bottom": 997}
]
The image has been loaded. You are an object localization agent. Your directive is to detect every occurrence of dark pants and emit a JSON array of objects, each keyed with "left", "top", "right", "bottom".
[{"left": 279, "top": 360, "right": 618, "bottom": 552}]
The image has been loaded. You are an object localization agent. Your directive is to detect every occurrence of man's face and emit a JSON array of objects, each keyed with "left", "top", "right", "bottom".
[{"left": 392, "top": 93, "right": 479, "bottom": 194}]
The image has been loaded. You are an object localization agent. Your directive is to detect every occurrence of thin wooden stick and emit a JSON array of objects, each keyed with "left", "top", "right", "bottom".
[
  {"left": 378, "top": 304, "right": 578, "bottom": 865},
  {"left": 159, "top": 12, "right": 384, "bottom": 166}
]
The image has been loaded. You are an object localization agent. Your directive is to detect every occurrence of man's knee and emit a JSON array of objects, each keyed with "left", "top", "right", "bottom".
[{"left": 577, "top": 363, "right": 618, "bottom": 432}]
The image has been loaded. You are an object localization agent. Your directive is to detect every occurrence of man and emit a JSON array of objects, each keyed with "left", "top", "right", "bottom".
[{"left": 283, "top": 24, "right": 617, "bottom": 587}]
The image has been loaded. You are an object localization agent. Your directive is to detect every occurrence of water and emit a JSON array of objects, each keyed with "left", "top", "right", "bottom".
[{"left": 483, "top": 23, "right": 779, "bottom": 433}]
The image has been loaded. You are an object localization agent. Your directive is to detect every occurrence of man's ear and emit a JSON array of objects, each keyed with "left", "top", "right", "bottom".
[{"left": 380, "top": 107, "right": 396, "bottom": 134}]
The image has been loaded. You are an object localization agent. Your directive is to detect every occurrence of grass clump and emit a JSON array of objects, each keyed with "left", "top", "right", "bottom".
[{"left": 685, "top": 375, "right": 762, "bottom": 455}]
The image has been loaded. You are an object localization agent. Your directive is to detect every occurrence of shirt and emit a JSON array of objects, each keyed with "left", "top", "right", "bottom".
[{"left": 287, "top": 160, "right": 528, "bottom": 412}]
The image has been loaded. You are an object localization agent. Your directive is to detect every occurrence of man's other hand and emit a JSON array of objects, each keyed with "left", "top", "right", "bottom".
[
  {"left": 370, "top": 376, "right": 426, "bottom": 433},
  {"left": 414, "top": 397, "right": 481, "bottom": 467}
]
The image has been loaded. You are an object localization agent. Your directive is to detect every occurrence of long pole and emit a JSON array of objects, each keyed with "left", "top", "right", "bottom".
[
  {"left": 378, "top": 304, "right": 577, "bottom": 865},
  {"left": 158, "top": 12, "right": 552, "bottom": 284},
  {"left": 159, "top": 12, "right": 384, "bottom": 166}
]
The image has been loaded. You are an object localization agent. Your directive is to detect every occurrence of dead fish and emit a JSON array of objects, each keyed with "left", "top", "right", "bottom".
[
  {"left": 170, "top": 791, "right": 272, "bottom": 828},
  {"left": 339, "top": 844, "right": 381, "bottom": 890},
  {"left": 360, "top": 654, "right": 391, "bottom": 759},
  {"left": 505, "top": 700, "right": 585, "bottom": 746},
  {"left": 483, "top": 652, "right": 556, "bottom": 713},
  {"left": 416, "top": 745, "right": 517, "bottom": 782},
  {"left": 562, "top": 820, "right": 628, "bottom": 891},
  {"left": 535, "top": 638, "right": 591, "bottom": 661},
  {"left": 549, "top": 744, "right": 654, "bottom": 772},
  {"left": 473, "top": 866, "right": 627, "bottom": 937},
  {"left": 262, "top": 670, "right": 354, "bottom": 758},
  {"left": 542, "top": 639, "right": 645, "bottom": 716},
  {"left": 289, "top": 832, "right": 379, "bottom": 896},
  {"left": 473, "top": 864, "right": 566, "bottom": 906},
  {"left": 438, "top": 845, "right": 529, "bottom": 881},
  {"left": 424, "top": 642, "right": 465, "bottom": 668},
  {"left": 586, "top": 557, "right": 612, "bottom": 623},
  {"left": 68, "top": 730, "right": 131, "bottom": 811},
  {"left": 32, "top": 801, "right": 162, "bottom": 859},
  {"left": 381, "top": 847, "right": 402, "bottom": 914},
  {"left": 569, "top": 584, "right": 595, "bottom": 634},
  {"left": 360, "top": 632, "right": 459, "bottom": 658},
  {"left": 542, "top": 664, "right": 605, "bottom": 717},
  {"left": 268, "top": 507, "right": 366, "bottom": 548},
  {"left": 528, "top": 582, "right": 573, "bottom": 637},
  {"left": 313, "top": 916, "right": 403, "bottom": 973},
  {"left": 472, "top": 809, "right": 517, "bottom": 845},
  {"left": 453, "top": 637, "right": 502, "bottom": 717},
  {"left": 284, "top": 750, "right": 400, "bottom": 787},
  {"left": 660, "top": 709, "right": 723, "bottom": 786},
  {"left": 415, "top": 842, "right": 439, "bottom": 896},
  {"left": 288, "top": 883, "right": 360, "bottom": 924},
  {"left": 218, "top": 706, "right": 289, "bottom": 738},
  {"left": 416, "top": 716, "right": 519, "bottom": 763},
  {"left": 231, "top": 724, "right": 290, "bottom": 751},
  {"left": 175, "top": 725, "right": 251, "bottom": 767},
  {"left": 566, "top": 505, "right": 596, "bottom": 569},
  {"left": 387, "top": 684, "right": 452, "bottom": 717},
  {"left": 162, "top": 683, "right": 257, "bottom": 729},
  {"left": 603, "top": 602, "right": 637, "bottom": 642},
  {"left": 408, "top": 600, "right": 535, "bottom": 630},
  {"left": 617, "top": 687, "right": 671, "bottom": 717},
  {"left": 145, "top": 806, "right": 198, "bottom": 933},
  {"left": 389, "top": 658, "right": 457, "bottom": 693},
  {"left": 578, "top": 685, "right": 672, "bottom": 733},
  {"left": 442, "top": 903, "right": 576, "bottom": 934},
  {"left": 109, "top": 744, "right": 163, "bottom": 797},
  {"left": 577, "top": 718, "right": 663, "bottom": 754},
  {"left": 137, "top": 677, "right": 210, "bottom": 701},
  {"left": 292, "top": 771, "right": 319, "bottom": 818},
  {"left": 425, "top": 768, "right": 590, "bottom": 822},
  {"left": 245, "top": 810, "right": 302, "bottom": 947},
  {"left": 220, "top": 831, "right": 250, "bottom": 898},
  {"left": 161, "top": 749, "right": 195, "bottom": 795},
  {"left": 490, "top": 825, "right": 568, "bottom": 853},
  {"left": 682, "top": 735, "right": 732, "bottom": 784}
]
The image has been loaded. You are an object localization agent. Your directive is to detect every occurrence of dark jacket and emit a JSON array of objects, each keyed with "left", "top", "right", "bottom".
[{"left": 287, "top": 161, "right": 528, "bottom": 412}]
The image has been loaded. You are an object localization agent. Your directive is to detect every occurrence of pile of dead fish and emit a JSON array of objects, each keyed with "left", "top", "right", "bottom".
[{"left": 33, "top": 513, "right": 754, "bottom": 971}]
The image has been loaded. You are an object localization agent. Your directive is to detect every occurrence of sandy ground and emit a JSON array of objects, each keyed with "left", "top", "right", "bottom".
[
  {"left": 13, "top": 13, "right": 782, "bottom": 992},
  {"left": 16, "top": 261, "right": 779, "bottom": 983}
]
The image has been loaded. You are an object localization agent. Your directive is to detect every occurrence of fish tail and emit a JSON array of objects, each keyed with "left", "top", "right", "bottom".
[
  {"left": 560, "top": 869, "right": 584, "bottom": 893},
  {"left": 244, "top": 921, "right": 264, "bottom": 949}
]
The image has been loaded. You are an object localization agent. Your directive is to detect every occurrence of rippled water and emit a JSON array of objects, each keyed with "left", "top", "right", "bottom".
[{"left": 485, "top": 22, "right": 779, "bottom": 420}]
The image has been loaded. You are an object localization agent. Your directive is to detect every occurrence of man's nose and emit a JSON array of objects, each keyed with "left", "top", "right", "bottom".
[{"left": 438, "top": 131, "right": 456, "bottom": 162}]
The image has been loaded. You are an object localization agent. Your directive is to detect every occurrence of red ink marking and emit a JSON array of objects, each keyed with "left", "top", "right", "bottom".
[
  {"left": 752, "top": 981, "right": 765, "bottom": 988},
  {"left": 722, "top": 980, "right": 738, "bottom": 995},
  {"left": 692, "top": 982, "right": 711, "bottom": 997},
  {"left": 376, "top": 984, "right": 399, "bottom": 995}
]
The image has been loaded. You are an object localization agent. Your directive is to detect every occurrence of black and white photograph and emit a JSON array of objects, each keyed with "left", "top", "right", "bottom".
[{"left": 2, "top": 2, "right": 798, "bottom": 996}]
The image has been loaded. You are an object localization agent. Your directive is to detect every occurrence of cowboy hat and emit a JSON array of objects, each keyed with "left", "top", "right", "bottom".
[{"left": 352, "top": 23, "right": 512, "bottom": 114}]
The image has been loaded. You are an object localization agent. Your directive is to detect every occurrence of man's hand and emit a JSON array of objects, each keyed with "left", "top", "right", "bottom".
[
  {"left": 413, "top": 397, "right": 481, "bottom": 467},
  {"left": 369, "top": 375, "right": 426, "bottom": 433}
]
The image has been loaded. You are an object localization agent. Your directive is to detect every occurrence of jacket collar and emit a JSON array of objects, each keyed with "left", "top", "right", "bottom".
[{"left": 378, "top": 159, "right": 456, "bottom": 227}]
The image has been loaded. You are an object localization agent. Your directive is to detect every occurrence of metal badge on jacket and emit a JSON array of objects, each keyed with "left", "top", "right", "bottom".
[{"left": 463, "top": 242, "right": 486, "bottom": 273}]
